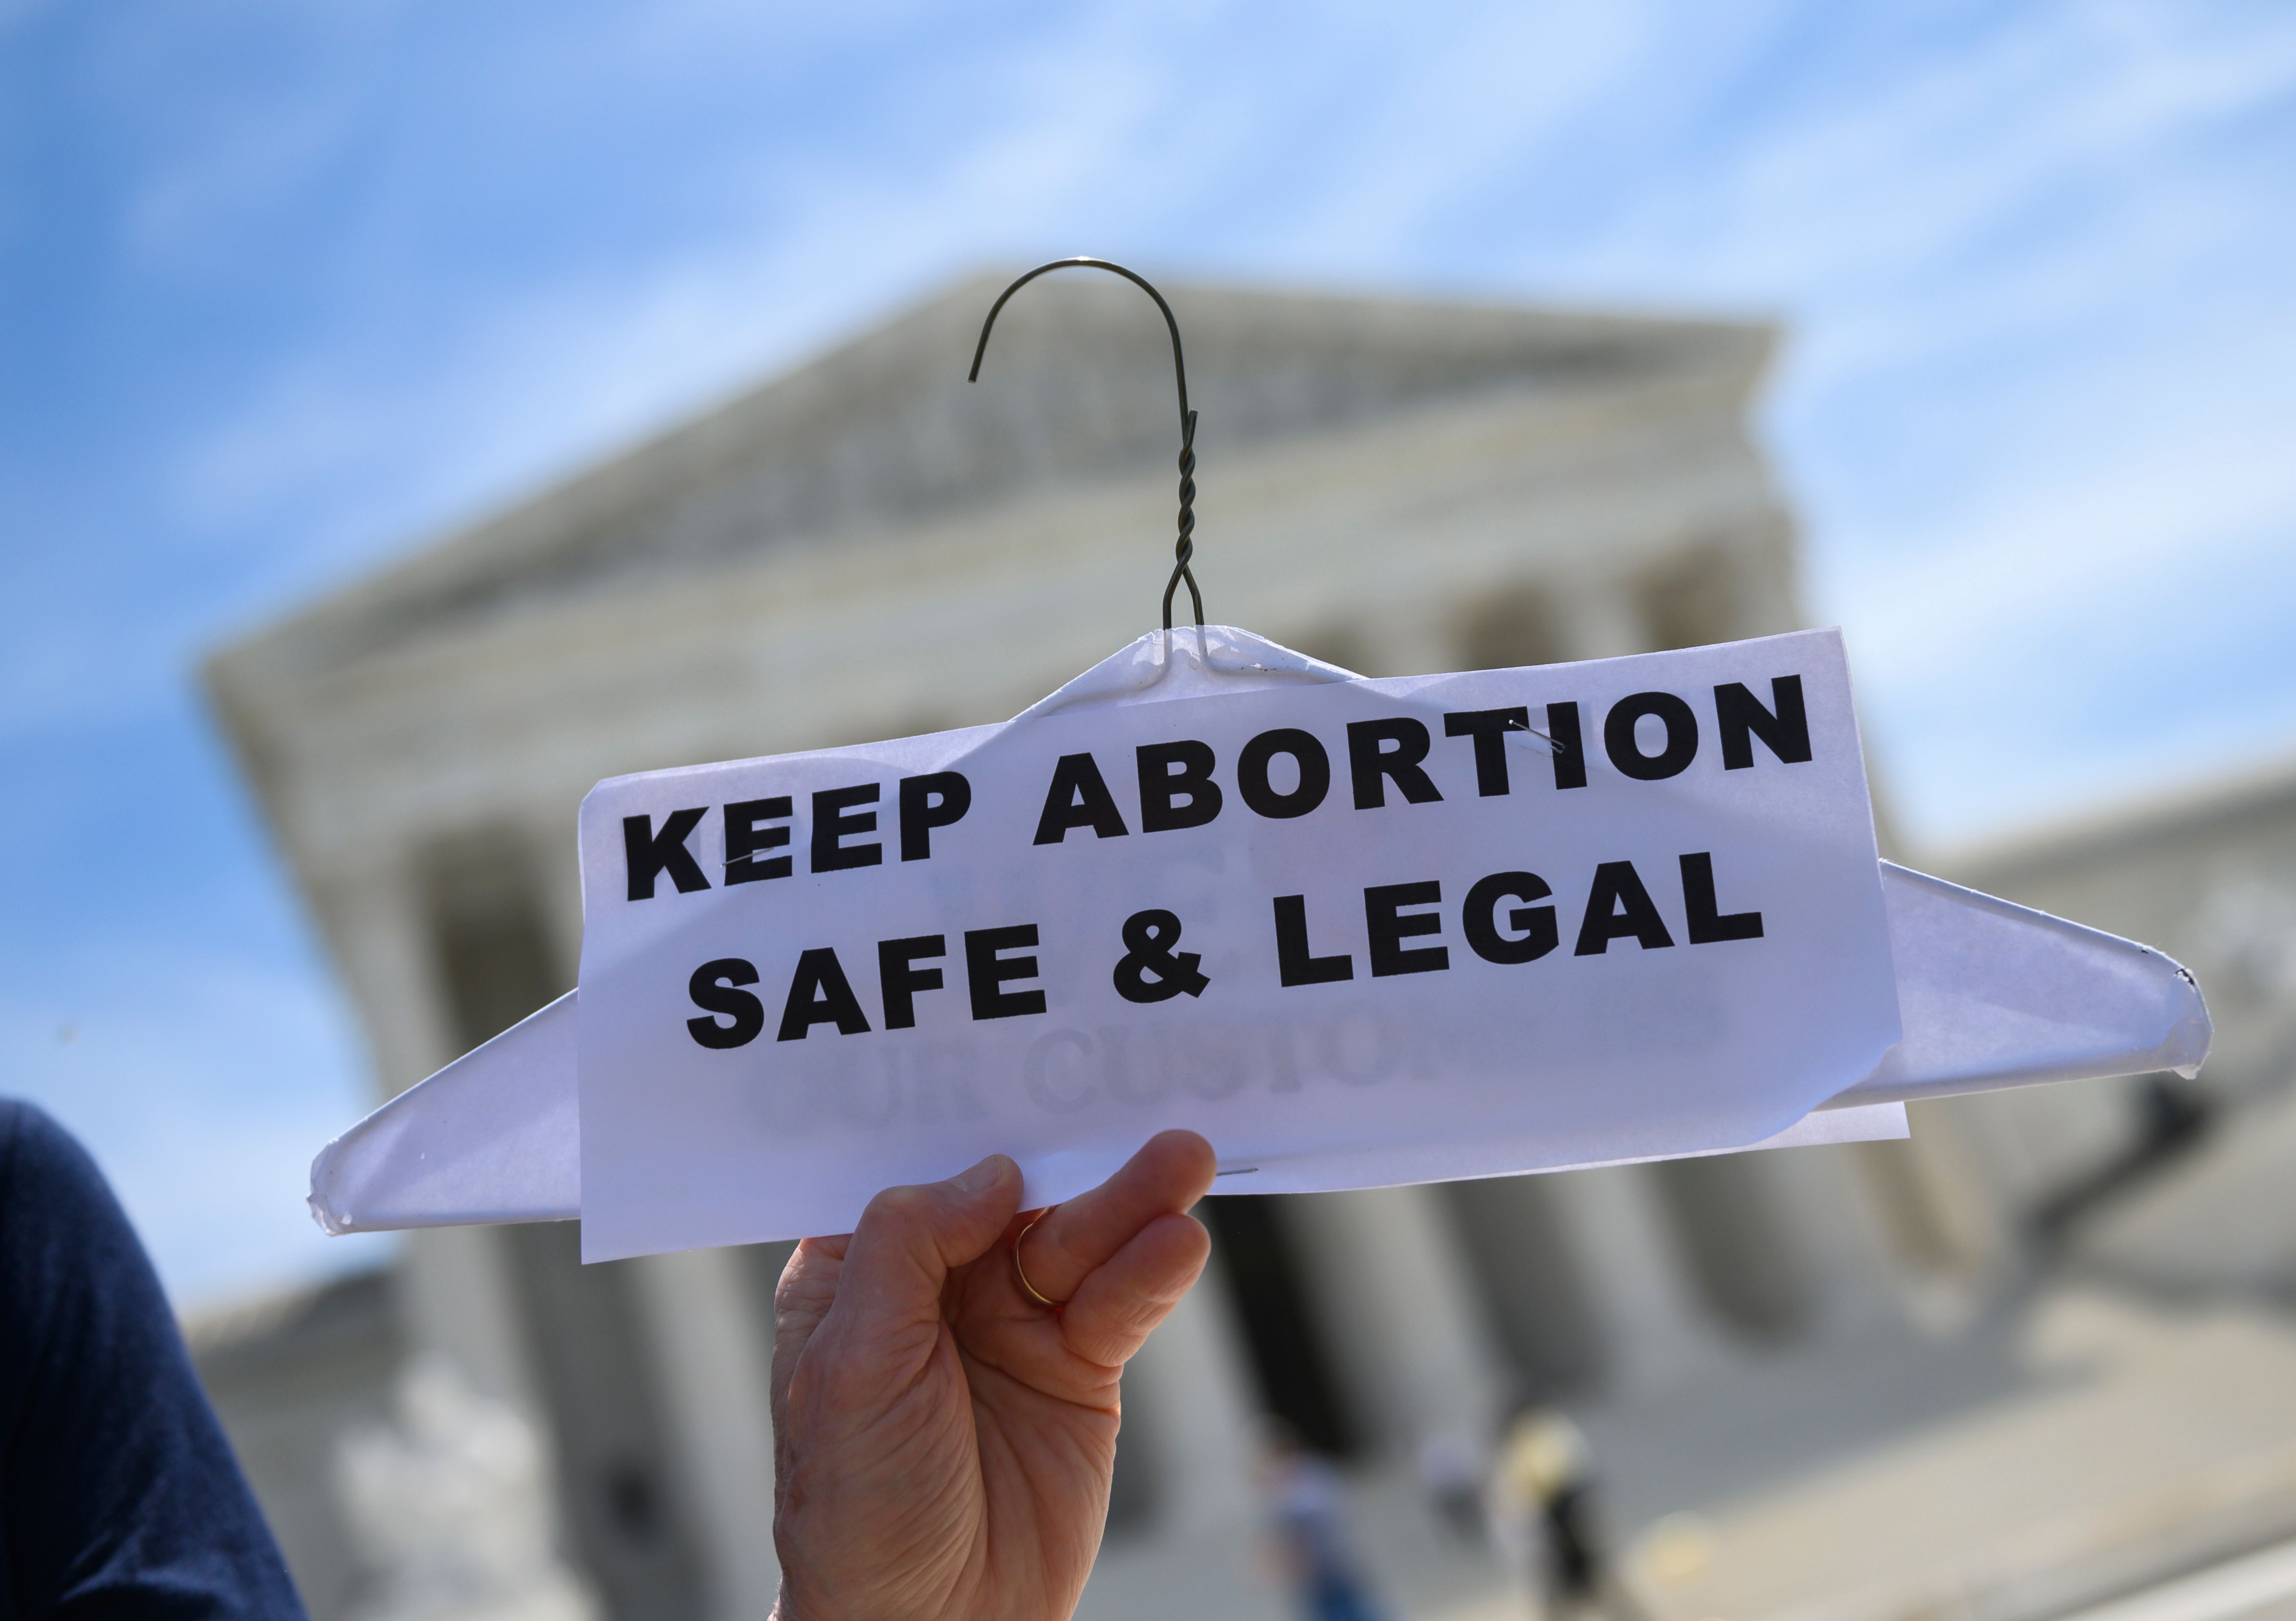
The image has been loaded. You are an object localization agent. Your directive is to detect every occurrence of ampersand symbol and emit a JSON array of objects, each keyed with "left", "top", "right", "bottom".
[{"left": 1112, "top": 909, "right": 1210, "bottom": 1004}]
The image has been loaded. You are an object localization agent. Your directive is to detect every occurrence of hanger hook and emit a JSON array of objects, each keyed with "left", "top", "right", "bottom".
[{"left": 968, "top": 257, "right": 1204, "bottom": 631}]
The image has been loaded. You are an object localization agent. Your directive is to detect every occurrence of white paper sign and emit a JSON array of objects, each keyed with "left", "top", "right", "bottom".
[{"left": 576, "top": 628, "right": 1900, "bottom": 1260}]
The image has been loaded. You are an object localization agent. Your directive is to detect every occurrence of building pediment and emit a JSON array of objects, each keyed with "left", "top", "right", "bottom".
[{"left": 230, "top": 272, "right": 1773, "bottom": 677}]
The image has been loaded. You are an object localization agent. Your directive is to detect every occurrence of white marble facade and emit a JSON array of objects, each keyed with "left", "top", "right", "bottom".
[{"left": 207, "top": 274, "right": 2214, "bottom": 1621}]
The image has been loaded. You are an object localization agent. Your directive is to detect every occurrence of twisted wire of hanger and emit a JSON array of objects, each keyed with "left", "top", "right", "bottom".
[{"left": 967, "top": 257, "right": 1204, "bottom": 630}]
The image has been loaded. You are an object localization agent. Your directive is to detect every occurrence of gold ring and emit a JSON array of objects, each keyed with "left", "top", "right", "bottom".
[{"left": 1012, "top": 1209, "right": 1064, "bottom": 1309}]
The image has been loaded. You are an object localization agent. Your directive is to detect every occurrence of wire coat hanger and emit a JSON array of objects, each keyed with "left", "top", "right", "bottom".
[{"left": 968, "top": 258, "right": 1204, "bottom": 631}]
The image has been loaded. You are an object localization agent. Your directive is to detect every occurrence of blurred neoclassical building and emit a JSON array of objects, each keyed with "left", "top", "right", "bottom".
[{"left": 205, "top": 274, "right": 2296, "bottom": 1621}]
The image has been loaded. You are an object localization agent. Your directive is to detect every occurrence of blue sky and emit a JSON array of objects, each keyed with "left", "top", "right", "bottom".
[{"left": 4, "top": 0, "right": 2294, "bottom": 1305}]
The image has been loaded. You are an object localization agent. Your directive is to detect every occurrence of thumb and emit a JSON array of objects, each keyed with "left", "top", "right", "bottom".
[{"left": 830, "top": 1154, "right": 1023, "bottom": 1336}]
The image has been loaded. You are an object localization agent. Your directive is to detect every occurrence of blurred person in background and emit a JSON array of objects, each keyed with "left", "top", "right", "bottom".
[
  {"left": 1262, "top": 1422, "right": 1391, "bottom": 1621},
  {"left": 1418, "top": 1427, "right": 1489, "bottom": 1543},
  {"left": 0, "top": 1099, "right": 305, "bottom": 1621},
  {"left": 1486, "top": 1406, "right": 1608, "bottom": 1621}
]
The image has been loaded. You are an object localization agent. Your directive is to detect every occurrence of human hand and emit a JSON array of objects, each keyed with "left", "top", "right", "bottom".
[{"left": 767, "top": 1130, "right": 1218, "bottom": 1621}]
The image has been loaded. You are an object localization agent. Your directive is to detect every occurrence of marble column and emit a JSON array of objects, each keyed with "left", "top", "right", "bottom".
[
  {"left": 1542, "top": 1164, "right": 1721, "bottom": 1394},
  {"left": 324, "top": 853, "right": 543, "bottom": 1416},
  {"left": 1120, "top": 1247, "right": 1264, "bottom": 1535},
  {"left": 319, "top": 852, "right": 461, "bottom": 1099},
  {"left": 1753, "top": 1144, "right": 1912, "bottom": 1339},
  {"left": 627, "top": 1249, "right": 782, "bottom": 1621},
  {"left": 1281, "top": 1185, "right": 1510, "bottom": 1457},
  {"left": 394, "top": 1228, "right": 545, "bottom": 1417},
  {"left": 1855, "top": 1100, "right": 2019, "bottom": 1299},
  {"left": 1440, "top": 1174, "right": 1605, "bottom": 1396}
]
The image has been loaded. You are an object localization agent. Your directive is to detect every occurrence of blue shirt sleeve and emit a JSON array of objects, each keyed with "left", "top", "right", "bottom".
[{"left": 0, "top": 1100, "right": 307, "bottom": 1621}]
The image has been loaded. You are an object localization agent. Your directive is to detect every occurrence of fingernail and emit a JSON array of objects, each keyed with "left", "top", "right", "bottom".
[{"left": 953, "top": 1155, "right": 1006, "bottom": 1194}]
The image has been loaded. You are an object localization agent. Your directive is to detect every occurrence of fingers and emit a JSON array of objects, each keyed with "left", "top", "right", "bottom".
[
  {"left": 1013, "top": 1130, "right": 1217, "bottom": 1306},
  {"left": 832, "top": 1154, "right": 1024, "bottom": 1339},
  {"left": 769, "top": 1236, "right": 845, "bottom": 1430},
  {"left": 1057, "top": 1211, "right": 1211, "bottom": 1367}
]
